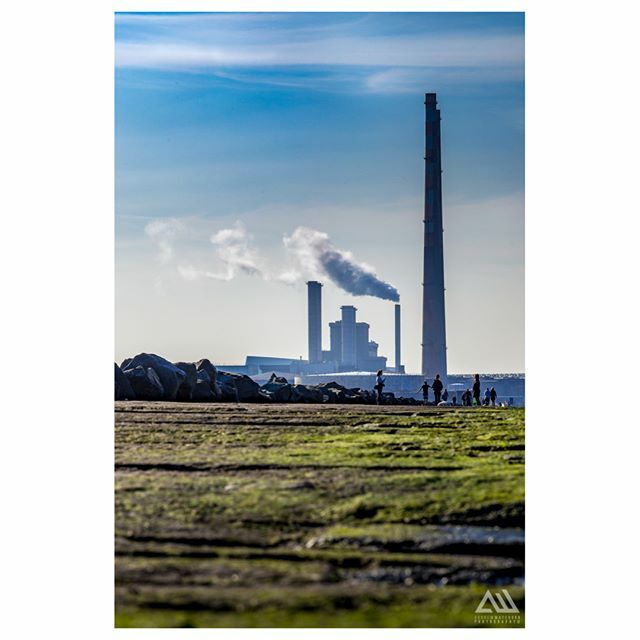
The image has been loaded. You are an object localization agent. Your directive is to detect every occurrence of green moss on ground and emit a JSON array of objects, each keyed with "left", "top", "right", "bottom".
[{"left": 115, "top": 403, "right": 524, "bottom": 628}]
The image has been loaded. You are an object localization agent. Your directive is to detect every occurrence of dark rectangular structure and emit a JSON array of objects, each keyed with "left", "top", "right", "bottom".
[
  {"left": 422, "top": 93, "right": 448, "bottom": 380},
  {"left": 394, "top": 303, "right": 402, "bottom": 373},
  {"left": 307, "top": 281, "right": 322, "bottom": 364},
  {"left": 340, "top": 305, "right": 357, "bottom": 370}
]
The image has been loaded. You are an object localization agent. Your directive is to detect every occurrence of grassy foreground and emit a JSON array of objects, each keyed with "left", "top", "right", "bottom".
[{"left": 115, "top": 402, "right": 524, "bottom": 627}]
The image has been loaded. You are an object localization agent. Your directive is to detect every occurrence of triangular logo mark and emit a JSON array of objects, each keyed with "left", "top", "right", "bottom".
[{"left": 475, "top": 589, "right": 520, "bottom": 614}]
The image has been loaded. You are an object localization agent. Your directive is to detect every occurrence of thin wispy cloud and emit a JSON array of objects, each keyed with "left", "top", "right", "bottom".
[
  {"left": 365, "top": 66, "right": 522, "bottom": 93},
  {"left": 115, "top": 13, "right": 523, "bottom": 92},
  {"left": 116, "top": 35, "right": 523, "bottom": 70}
]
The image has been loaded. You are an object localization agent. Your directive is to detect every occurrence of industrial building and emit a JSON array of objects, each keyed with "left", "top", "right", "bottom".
[
  {"left": 312, "top": 280, "right": 404, "bottom": 373},
  {"left": 323, "top": 305, "right": 388, "bottom": 373},
  {"left": 219, "top": 280, "right": 398, "bottom": 377}
]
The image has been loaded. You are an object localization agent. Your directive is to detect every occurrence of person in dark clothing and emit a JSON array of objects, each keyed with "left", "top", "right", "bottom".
[
  {"left": 442, "top": 388, "right": 449, "bottom": 402},
  {"left": 472, "top": 374, "right": 481, "bottom": 407},
  {"left": 374, "top": 370, "right": 385, "bottom": 405},
  {"left": 432, "top": 374, "right": 444, "bottom": 404},
  {"left": 418, "top": 380, "right": 430, "bottom": 405},
  {"left": 490, "top": 387, "right": 497, "bottom": 407}
]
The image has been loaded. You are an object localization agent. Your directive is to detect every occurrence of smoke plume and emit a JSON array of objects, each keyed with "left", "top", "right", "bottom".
[
  {"left": 209, "top": 222, "right": 263, "bottom": 278},
  {"left": 145, "top": 218, "right": 184, "bottom": 263},
  {"left": 177, "top": 221, "right": 263, "bottom": 281},
  {"left": 283, "top": 227, "right": 399, "bottom": 302}
]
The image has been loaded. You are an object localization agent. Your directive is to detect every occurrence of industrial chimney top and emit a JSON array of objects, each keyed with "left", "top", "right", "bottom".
[{"left": 425, "top": 92, "right": 437, "bottom": 106}]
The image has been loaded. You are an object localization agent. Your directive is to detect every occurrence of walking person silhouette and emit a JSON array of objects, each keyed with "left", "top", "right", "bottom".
[{"left": 418, "top": 380, "right": 430, "bottom": 405}]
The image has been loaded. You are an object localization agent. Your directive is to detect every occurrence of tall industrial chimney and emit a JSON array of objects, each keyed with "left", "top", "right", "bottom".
[
  {"left": 340, "top": 305, "right": 357, "bottom": 370},
  {"left": 421, "top": 93, "right": 448, "bottom": 381},
  {"left": 394, "top": 303, "right": 402, "bottom": 373},
  {"left": 307, "top": 281, "right": 322, "bottom": 363}
]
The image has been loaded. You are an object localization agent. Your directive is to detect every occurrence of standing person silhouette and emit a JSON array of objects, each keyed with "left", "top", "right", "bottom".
[
  {"left": 418, "top": 380, "right": 430, "bottom": 405},
  {"left": 432, "top": 374, "right": 444, "bottom": 404},
  {"left": 472, "top": 374, "right": 481, "bottom": 407},
  {"left": 490, "top": 387, "right": 497, "bottom": 407},
  {"left": 374, "top": 370, "right": 385, "bottom": 405}
]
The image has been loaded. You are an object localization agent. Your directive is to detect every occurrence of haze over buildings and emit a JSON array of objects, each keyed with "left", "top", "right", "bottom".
[{"left": 115, "top": 12, "right": 524, "bottom": 374}]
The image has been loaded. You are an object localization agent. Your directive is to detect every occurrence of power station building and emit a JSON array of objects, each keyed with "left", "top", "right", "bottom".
[
  {"left": 307, "top": 280, "right": 387, "bottom": 372},
  {"left": 323, "top": 307, "right": 388, "bottom": 373}
]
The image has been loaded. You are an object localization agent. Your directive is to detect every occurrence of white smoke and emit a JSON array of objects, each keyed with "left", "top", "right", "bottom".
[
  {"left": 145, "top": 219, "right": 398, "bottom": 300},
  {"left": 282, "top": 226, "right": 400, "bottom": 302},
  {"left": 144, "top": 218, "right": 184, "bottom": 263},
  {"left": 177, "top": 221, "right": 263, "bottom": 281},
  {"left": 210, "top": 222, "right": 262, "bottom": 277}
]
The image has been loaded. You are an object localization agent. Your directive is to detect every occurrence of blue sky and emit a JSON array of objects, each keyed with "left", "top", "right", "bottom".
[{"left": 115, "top": 12, "right": 524, "bottom": 374}]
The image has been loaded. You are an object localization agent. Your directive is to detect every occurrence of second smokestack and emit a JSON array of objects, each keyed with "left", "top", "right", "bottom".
[{"left": 307, "top": 281, "right": 322, "bottom": 363}]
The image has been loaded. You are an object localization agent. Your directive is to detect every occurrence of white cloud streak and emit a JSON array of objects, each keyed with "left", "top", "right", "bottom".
[
  {"left": 115, "top": 14, "right": 523, "bottom": 94},
  {"left": 117, "top": 33, "right": 523, "bottom": 71}
]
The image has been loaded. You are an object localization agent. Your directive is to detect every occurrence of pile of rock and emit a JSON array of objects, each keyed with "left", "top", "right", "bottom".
[
  {"left": 115, "top": 353, "right": 419, "bottom": 405},
  {"left": 115, "top": 353, "right": 264, "bottom": 402}
]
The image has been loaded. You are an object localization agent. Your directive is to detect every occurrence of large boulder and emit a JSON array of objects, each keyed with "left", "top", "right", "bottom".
[
  {"left": 195, "top": 359, "right": 221, "bottom": 399},
  {"left": 217, "top": 371, "right": 262, "bottom": 402},
  {"left": 381, "top": 392, "right": 397, "bottom": 405},
  {"left": 124, "top": 366, "right": 164, "bottom": 400},
  {"left": 174, "top": 362, "right": 197, "bottom": 401},
  {"left": 266, "top": 373, "right": 289, "bottom": 384},
  {"left": 197, "top": 368, "right": 211, "bottom": 383},
  {"left": 115, "top": 363, "right": 135, "bottom": 400},
  {"left": 316, "top": 382, "right": 347, "bottom": 403},
  {"left": 318, "top": 381, "right": 347, "bottom": 391},
  {"left": 192, "top": 377, "right": 214, "bottom": 401},
  {"left": 292, "top": 384, "right": 325, "bottom": 403},
  {"left": 122, "top": 353, "right": 186, "bottom": 401},
  {"left": 261, "top": 382, "right": 294, "bottom": 402},
  {"left": 195, "top": 358, "right": 217, "bottom": 383}
]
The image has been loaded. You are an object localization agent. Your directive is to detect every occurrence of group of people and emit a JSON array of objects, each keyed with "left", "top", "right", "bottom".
[
  {"left": 419, "top": 373, "right": 497, "bottom": 407},
  {"left": 418, "top": 374, "right": 446, "bottom": 405},
  {"left": 374, "top": 371, "right": 499, "bottom": 407}
]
